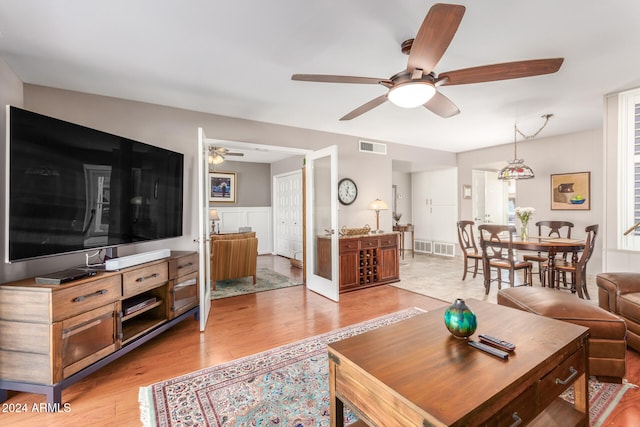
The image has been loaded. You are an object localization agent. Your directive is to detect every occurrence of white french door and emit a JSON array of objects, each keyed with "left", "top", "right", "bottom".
[
  {"left": 197, "top": 128, "right": 212, "bottom": 331},
  {"left": 305, "top": 145, "right": 339, "bottom": 301}
]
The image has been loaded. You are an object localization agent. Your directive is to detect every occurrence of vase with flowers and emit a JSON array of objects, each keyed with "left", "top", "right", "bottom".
[
  {"left": 392, "top": 212, "right": 402, "bottom": 226},
  {"left": 515, "top": 207, "right": 535, "bottom": 240}
]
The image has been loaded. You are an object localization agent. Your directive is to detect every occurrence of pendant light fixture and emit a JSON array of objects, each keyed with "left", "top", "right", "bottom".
[{"left": 498, "top": 114, "right": 552, "bottom": 180}]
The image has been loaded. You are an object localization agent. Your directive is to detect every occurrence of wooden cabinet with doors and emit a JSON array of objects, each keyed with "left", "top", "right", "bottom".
[
  {"left": 317, "top": 233, "right": 400, "bottom": 293},
  {"left": 0, "top": 251, "right": 198, "bottom": 408}
]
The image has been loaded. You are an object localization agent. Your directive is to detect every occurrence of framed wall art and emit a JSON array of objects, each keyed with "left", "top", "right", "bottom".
[
  {"left": 462, "top": 184, "right": 472, "bottom": 199},
  {"left": 550, "top": 171, "right": 590, "bottom": 210},
  {"left": 209, "top": 171, "right": 236, "bottom": 203}
]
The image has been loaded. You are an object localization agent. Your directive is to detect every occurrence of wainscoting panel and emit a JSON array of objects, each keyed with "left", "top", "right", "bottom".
[{"left": 215, "top": 206, "right": 272, "bottom": 254}]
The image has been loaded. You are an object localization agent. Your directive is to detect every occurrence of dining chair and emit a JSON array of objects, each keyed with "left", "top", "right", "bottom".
[
  {"left": 542, "top": 224, "right": 598, "bottom": 299},
  {"left": 523, "top": 220, "right": 574, "bottom": 283},
  {"left": 478, "top": 224, "right": 533, "bottom": 295},
  {"left": 456, "top": 220, "right": 483, "bottom": 280}
]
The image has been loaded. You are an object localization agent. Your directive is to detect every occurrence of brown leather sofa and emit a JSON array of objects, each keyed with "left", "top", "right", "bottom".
[
  {"left": 210, "top": 231, "right": 258, "bottom": 289},
  {"left": 497, "top": 286, "right": 627, "bottom": 383},
  {"left": 597, "top": 272, "right": 640, "bottom": 352}
]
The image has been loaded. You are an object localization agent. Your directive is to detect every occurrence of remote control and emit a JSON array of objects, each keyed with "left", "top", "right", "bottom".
[
  {"left": 478, "top": 334, "right": 516, "bottom": 352},
  {"left": 468, "top": 340, "right": 509, "bottom": 359}
]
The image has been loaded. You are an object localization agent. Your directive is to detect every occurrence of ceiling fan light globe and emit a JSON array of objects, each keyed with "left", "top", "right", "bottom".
[
  {"left": 388, "top": 82, "right": 436, "bottom": 108},
  {"left": 208, "top": 153, "right": 224, "bottom": 165}
]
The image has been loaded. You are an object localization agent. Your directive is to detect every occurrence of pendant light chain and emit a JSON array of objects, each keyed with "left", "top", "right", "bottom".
[
  {"left": 515, "top": 113, "right": 553, "bottom": 140},
  {"left": 498, "top": 114, "right": 553, "bottom": 180}
]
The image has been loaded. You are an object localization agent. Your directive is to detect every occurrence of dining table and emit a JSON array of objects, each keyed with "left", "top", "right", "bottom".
[{"left": 483, "top": 235, "right": 586, "bottom": 293}]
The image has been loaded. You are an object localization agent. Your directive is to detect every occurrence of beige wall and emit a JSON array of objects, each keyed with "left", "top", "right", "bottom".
[
  {"left": 0, "top": 79, "right": 456, "bottom": 282},
  {"left": 212, "top": 160, "right": 272, "bottom": 207},
  {"left": 457, "top": 128, "right": 605, "bottom": 274},
  {"left": 3, "top": 71, "right": 635, "bottom": 281},
  {"left": 0, "top": 59, "right": 25, "bottom": 282}
]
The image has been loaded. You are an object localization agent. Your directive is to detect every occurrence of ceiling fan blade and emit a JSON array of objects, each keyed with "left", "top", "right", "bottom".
[
  {"left": 423, "top": 91, "right": 460, "bottom": 118},
  {"left": 437, "top": 58, "right": 564, "bottom": 86},
  {"left": 292, "top": 74, "right": 392, "bottom": 86},
  {"left": 225, "top": 152, "right": 244, "bottom": 156},
  {"left": 407, "top": 3, "right": 465, "bottom": 75},
  {"left": 340, "top": 94, "right": 388, "bottom": 121}
]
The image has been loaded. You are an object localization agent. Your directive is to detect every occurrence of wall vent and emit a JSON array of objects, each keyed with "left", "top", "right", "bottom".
[
  {"left": 359, "top": 140, "right": 387, "bottom": 155},
  {"left": 433, "top": 242, "right": 456, "bottom": 257},
  {"left": 414, "top": 240, "right": 455, "bottom": 257},
  {"left": 414, "top": 240, "right": 432, "bottom": 254}
]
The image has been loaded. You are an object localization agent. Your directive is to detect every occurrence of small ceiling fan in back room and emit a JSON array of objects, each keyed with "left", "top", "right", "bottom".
[
  {"left": 291, "top": 3, "right": 563, "bottom": 120},
  {"left": 208, "top": 146, "right": 244, "bottom": 165}
]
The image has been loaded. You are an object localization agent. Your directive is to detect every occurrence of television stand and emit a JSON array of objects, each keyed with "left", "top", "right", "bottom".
[{"left": 0, "top": 250, "right": 200, "bottom": 409}]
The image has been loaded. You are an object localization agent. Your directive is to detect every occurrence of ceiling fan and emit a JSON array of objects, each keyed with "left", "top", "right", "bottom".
[
  {"left": 291, "top": 3, "right": 563, "bottom": 120},
  {"left": 208, "top": 146, "right": 244, "bottom": 165}
]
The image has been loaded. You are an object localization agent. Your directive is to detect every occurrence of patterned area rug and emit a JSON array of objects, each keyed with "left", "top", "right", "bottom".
[
  {"left": 211, "top": 267, "right": 301, "bottom": 299},
  {"left": 139, "top": 306, "right": 634, "bottom": 427},
  {"left": 138, "top": 307, "right": 425, "bottom": 426},
  {"left": 561, "top": 379, "right": 636, "bottom": 427}
]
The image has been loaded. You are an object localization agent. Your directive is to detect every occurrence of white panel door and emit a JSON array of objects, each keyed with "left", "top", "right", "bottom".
[{"left": 274, "top": 170, "right": 303, "bottom": 259}]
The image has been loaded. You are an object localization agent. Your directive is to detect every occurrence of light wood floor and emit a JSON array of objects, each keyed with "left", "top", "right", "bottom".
[{"left": 2, "top": 255, "right": 639, "bottom": 426}]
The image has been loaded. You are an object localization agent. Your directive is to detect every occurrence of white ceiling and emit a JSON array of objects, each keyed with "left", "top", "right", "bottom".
[{"left": 1, "top": 1, "right": 639, "bottom": 154}]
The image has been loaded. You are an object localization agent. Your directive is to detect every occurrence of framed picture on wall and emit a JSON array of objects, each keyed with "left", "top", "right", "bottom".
[
  {"left": 209, "top": 172, "right": 236, "bottom": 203},
  {"left": 550, "top": 171, "right": 590, "bottom": 210}
]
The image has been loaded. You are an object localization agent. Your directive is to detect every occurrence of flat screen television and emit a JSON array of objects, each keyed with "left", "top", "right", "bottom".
[{"left": 5, "top": 106, "right": 184, "bottom": 263}]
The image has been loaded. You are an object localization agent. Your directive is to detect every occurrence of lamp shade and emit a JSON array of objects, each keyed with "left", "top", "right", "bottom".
[
  {"left": 209, "top": 209, "right": 220, "bottom": 221},
  {"left": 498, "top": 159, "right": 535, "bottom": 180},
  {"left": 388, "top": 82, "right": 436, "bottom": 108},
  {"left": 368, "top": 199, "right": 389, "bottom": 211}
]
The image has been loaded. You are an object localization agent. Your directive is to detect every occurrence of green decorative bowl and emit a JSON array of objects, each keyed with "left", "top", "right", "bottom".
[
  {"left": 570, "top": 199, "right": 586, "bottom": 204},
  {"left": 444, "top": 298, "right": 477, "bottom": 338}
]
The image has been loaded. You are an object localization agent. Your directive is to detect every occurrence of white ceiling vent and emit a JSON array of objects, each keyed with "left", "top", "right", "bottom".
[{"left": 359, "top": 140, "right": 387, "bottom": 155}]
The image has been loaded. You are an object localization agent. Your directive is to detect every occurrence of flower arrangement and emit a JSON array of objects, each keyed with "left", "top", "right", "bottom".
[
  {"left": 515, "top": 207, "right": 535, "bottom": 239},
  {"left": 392, "top": 212, "right": 402, "bottom": 225}
]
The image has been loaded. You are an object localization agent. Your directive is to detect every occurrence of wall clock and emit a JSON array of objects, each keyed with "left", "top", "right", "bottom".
[{"left": 338, "top": 178, "right": 358, "bottom": 205}]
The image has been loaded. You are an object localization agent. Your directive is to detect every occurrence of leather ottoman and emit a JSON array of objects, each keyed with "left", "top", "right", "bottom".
[{"left": 497, "top": 286, "right": 627, "bottom": 383}]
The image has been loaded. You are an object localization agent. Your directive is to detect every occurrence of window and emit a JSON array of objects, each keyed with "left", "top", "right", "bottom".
[{"left": 619, "top": 88, "right": 640, "bottom": 249}]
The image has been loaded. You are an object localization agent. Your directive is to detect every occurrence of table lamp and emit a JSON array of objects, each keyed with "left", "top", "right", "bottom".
[
  {"left": 209, "top": 209, "right": 220, "bottom": 234},
  {"left": 368, "top": 199, "right": 389, "bottom": 234}
]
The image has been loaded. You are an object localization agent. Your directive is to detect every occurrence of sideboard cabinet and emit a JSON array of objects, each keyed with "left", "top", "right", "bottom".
[
  {"left": 317, "top": 233, "right": 400, "bottom": 293},
  {"left": 0, "top": 250, "right": 199, "bottom": 408}
]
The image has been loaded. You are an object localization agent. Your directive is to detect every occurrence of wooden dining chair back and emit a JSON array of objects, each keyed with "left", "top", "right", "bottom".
[
  {"left": 456, "top": 220, "right": 483, "bottom": 280},
  {"left": 550, "top": 224, "right": 599, "bottom": 299},
  {"left": 478, "top": 224, "right": 533, "bottom": 295},
  {"left": 523, "top": 220, "right": 574, "bottom": 282}
]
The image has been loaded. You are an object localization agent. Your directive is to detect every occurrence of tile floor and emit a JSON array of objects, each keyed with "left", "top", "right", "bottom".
[{"left": 393, "top": 252, "right": 599, "bottom": 306}]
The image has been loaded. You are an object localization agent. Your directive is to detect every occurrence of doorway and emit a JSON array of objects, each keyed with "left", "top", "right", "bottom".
[{"left": 472, "top": 169, "right": 513, "bottom": 225}]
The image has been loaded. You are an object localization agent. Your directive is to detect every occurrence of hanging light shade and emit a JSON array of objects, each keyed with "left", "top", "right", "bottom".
[
  {"left": 498, "top": 158, "right": 535, "bottom": 180},
  {"left": 498, "top": 124, "right": 535, "bottom": 180},
  {"left": 498, "top": 114, "right": 553, "bottom": 181}
]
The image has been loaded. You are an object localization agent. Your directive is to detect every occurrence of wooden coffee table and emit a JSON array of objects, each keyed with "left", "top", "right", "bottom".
[{"left": 328, "top": 299, "right": 589, "bottom": 426}]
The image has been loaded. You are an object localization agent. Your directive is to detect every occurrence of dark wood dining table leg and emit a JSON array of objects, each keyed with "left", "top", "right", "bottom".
[{"left": 547, "top": 248, "right": 558, "bottom": 289}]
